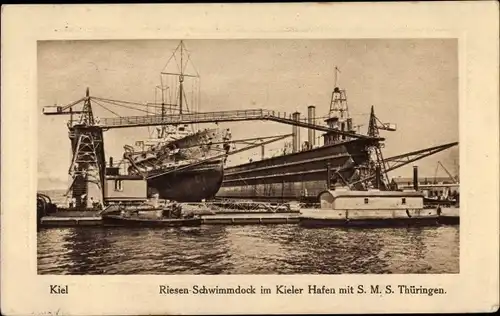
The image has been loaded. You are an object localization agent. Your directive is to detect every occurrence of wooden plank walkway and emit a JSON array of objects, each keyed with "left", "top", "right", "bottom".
[{"left": 38, "top": 209, "right": 458, "bottom": 228}]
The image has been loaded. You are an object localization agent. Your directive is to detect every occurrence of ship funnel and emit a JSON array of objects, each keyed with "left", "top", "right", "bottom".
[
  {"left": 413, "top": 166, "right": 419, "bottom": 191},
  {"left": 292, "top": 112, "right": 301, "bottom": 153},
  {"left": 307, "top": 106, "right": 316, "bottom": 149},
  {"left": 326, "top": 163, "right": 332, "bottom": 189}
]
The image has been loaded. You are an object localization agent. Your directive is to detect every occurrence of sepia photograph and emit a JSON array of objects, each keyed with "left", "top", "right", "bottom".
[
  {"left": 2, "top": 3, "right": 498, "bottom": 315},
  {"left": 37, "top": 38, "right": 459, "bottom": 275}
]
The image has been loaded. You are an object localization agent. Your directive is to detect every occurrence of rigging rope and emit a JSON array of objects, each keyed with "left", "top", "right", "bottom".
[
  {"left": 183, "top": 86, "right": 190, "bottom": 113},
  {"left": 161, "top": 41, "right": 182, "bottom": 73},
  {"left": 91, "top": 96, "right": 151, "bottom": 108},
  {"left": 91, "top": 99, "right": 123, "bottom": 117},
  {"left": 183, "top": 47, "right": 200, "bottom": 77},
  {"left": 172, "top": 53, "right": 182, "bottom": 75},
  {"left": 93, "top": 98, "right": 151, "bottom": 114}
]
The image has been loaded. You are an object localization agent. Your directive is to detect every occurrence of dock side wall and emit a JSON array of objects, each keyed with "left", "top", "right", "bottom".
[{"left": 104, "top": 179, "right": 147, "bottom": 200}]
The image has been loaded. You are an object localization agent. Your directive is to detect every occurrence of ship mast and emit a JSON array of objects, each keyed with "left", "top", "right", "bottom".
[
  {"left": 179, "top": 40, "right": 184, "bottom": 115},
  {"left": 174, "top": 40, "right": 200, "bottom": 115},
  {"left": 160, "top": 84, "right": 166, "bottom": 138},
  {"left": 158, "top": 40, "right": 200, "bottom": 136},
  {"left": 334, "top": 66, "right": 339, "bottom": 90},
  {"left": 154, "top": 75, "right": 169, "bottom": 139}
]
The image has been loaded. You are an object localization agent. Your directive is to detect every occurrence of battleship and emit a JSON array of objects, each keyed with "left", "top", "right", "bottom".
[
  {"left": 117, "top": 41, "right": 232, "bottom": 202},
  {"left": 123, "top": 124, "right": 231, "bottom": 202}
]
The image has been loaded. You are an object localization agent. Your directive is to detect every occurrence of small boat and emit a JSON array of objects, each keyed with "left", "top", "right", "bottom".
[
  {"left": 101, "top": 202, "right": 202, "bottom": 227},
  {"left": 102, "top": 213, "right": 202, "bottom": 227}
]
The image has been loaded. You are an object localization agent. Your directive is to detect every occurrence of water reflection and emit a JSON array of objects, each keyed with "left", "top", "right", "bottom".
[{"left": 38, "top": 225, "right": 459, "bottom": 275}]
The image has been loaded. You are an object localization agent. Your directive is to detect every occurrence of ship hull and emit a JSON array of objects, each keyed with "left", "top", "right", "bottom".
[
  {"left": 126, "top": 127, "right": 230, "bottom": 202},
  {"left": 217, "top": 139, "right": 374, "bottom": 202},
  {"left": 147, "top": 160, "right": 224, "bottom": 202}
]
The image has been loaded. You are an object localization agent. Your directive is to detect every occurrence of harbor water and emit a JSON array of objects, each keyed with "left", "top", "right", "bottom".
[{"left": 38, "top": 225, "right": 459, "bottom": 274}]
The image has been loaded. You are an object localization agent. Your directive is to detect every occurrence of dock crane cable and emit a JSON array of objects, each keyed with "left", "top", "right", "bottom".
[
  {"left": 434, "top": 161, "right": 458, "bottom": 184},
  {"left": 91, "top": 97, "right": 152, "bottom": 114},
  {"left": 90, "top": 98, "right": 157, "bottom": 127},
  {"left": 91, "top": 99, "right": 123, "bottom": 118}
]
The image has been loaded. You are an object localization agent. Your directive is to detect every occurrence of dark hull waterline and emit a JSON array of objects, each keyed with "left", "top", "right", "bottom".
[
  {"left": 102, "top": 214, "right": 202, "bottom": 227},
  {"left": 148, "top": 163, "right": 224, "bottom": 202},
  {"left": 218, "top": 139, "right": 373, "bottom": 201}
]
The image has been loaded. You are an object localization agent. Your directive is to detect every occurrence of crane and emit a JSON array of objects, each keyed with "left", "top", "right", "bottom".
[
  {"left": 348, "top": 142, "right": 459, "bottom": 189},
  {"left": 363, "top": 105, "right": 397, "bottom": 188},
  {"left": 434, "top": 161, "right": 459, "bottom": 184}
]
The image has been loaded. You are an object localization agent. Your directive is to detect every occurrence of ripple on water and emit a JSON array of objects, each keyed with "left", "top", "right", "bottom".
[{"left": 37, "top": 225, "right": 459, "bottom": 274}]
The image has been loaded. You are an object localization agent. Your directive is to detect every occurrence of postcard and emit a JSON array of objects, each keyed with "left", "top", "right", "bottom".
[{"left": 1, "top": 2, "right": 498, "bottom": 315}]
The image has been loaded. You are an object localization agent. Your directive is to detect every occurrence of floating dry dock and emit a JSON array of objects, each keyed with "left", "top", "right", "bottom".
[
  {"left": 38, "top": 206, "right": 458, "bottom": 228},
  {"left": 38, "top": 189, "right": 459, "bottom": 228}
]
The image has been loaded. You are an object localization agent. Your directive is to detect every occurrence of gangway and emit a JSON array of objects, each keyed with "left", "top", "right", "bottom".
[
  {"left": 95, "top": 108, "right": 382, "bottom": 141},
  {"left": 42, "top": 91, "right": 383, "bottom": 141}
]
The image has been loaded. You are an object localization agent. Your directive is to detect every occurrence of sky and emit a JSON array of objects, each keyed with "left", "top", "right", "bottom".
[{"left": 37, "top": 39, "right": 458, "bottom": 190}]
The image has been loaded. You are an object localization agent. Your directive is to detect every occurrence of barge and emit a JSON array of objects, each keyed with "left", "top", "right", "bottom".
[{"left": 299, "top": 187, "right": 454, "bottom": 227}]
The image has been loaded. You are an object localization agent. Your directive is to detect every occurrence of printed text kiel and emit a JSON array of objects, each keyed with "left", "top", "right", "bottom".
[{"left": 50, "top": 285, "right": 69, "bottom": 294}]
